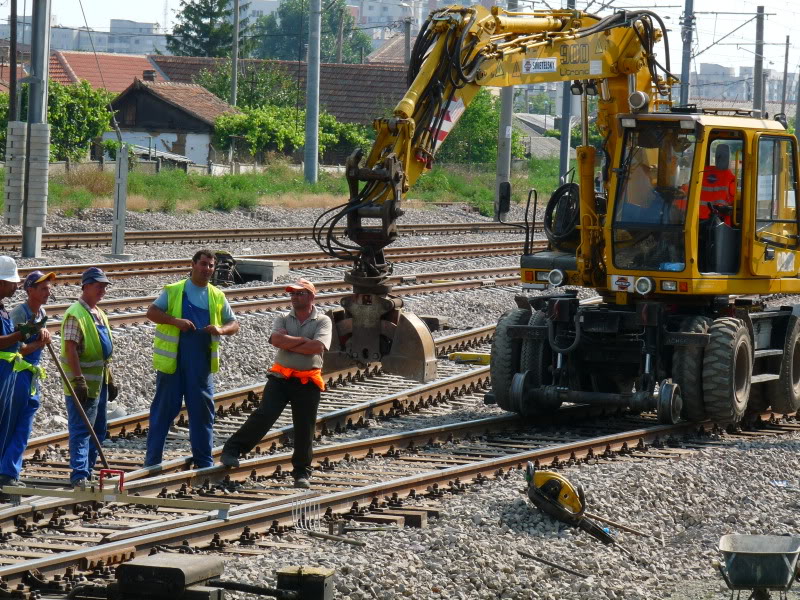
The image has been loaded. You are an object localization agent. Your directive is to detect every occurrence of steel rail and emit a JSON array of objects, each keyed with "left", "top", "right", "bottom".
[
  {"left": 23, "top": 326, "right": 496, "bottom": 459},
  {"left": 0, "top": 221, "right": 541, "bottom": 251},
  {"left": 21, "top": 240, "right": 538, "bottom": 286},
  {"left": 0, "top": 416, "right": 703, "bottom": 583},
  {"left": 42, "top": 273, "right": 522, "bottom": 332},
  {"left": 42, "top": 266, "right": 521, "bottom": 321}
]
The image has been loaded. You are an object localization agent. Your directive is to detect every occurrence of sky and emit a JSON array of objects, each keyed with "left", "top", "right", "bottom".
[{"left": 1, "top": 0, "right": 798, "bottom": 79}]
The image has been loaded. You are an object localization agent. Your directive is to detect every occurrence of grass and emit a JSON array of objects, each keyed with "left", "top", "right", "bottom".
[
  {"left": 413, "top": 157, "right": 561, "bottom": 216},
  {"left": 0, "top": 157, "right": 562, "bottom": 218}
]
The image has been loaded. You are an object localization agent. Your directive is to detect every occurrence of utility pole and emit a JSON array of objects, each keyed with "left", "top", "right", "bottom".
[
  {"left": 230, "top": 0, "right": 240, "bottom": 106},
  {"left": 21, "top": 0, "right": 52, "bottom": 258},
  {"left": 559, "top": 0, "right": 576, "bottom": 180},
  {"left": 781, "top": 35, "right": 789, "bottom": 115},
  {"left": 304, "top": 0, "right": 322, "bottom": 183},
  {"left": 679, "top": 0, "right": 694, "bottom": 105},
  {"left": 494, "top": 0, "right": 517, "bottom": 220},
  {"left": 795, "top": 69, "right": 800, "bottom": 134},
  {"left": 404, "top": 17, "right": 412, "bottom": 66},
  {"left": 336, "top": 7, "right": 344, "bottom": 63},
  {"left": 753, "top": 5, "right": 764, "bottom": 116},
  {"left": 9, "top": 0, "right": 17, "bottom": 122}
]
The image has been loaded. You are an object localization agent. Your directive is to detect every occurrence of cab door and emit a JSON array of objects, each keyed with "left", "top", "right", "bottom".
[{"left": 749, "top": 134, "right": 800, "bottom": 277}]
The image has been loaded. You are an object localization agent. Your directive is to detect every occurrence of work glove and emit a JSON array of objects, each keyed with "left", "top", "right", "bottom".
[
  {"left": 16, "top": 316, "right": 47, "bottom": 340},
  {"left": 70, "top": 375, "right": 90, "bottom": 407},
  {"left": 106, "top": 370, "right": 119, "bottom": 402}
]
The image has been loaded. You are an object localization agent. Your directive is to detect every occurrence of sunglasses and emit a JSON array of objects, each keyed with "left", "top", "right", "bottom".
[{"left": 288, "top": 290, "right": 309, "bottom": 297}]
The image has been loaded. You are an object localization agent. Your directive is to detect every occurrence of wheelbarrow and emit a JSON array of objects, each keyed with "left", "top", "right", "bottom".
[{"left": 716, "top": 534, "right": 800, "bottom": 600}]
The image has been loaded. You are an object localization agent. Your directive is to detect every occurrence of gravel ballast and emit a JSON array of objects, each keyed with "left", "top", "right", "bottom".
[{"left": 218, "top": 432, "right": 800, "bottom": 600}]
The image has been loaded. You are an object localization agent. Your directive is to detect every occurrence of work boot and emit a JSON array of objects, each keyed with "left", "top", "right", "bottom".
[
  {"left": 294, "top": 476, "right": 311, "bottom": 489},
  {"left": 220, "top": 453, "right": 240, "bottom": 468},
  {"left": 71, "top": 479, "right": 88, "bottom": 490}
]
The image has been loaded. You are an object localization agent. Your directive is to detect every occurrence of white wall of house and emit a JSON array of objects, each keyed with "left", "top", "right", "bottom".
[{"left": 102, "top": 131, "right": 212, "bottom": 165}]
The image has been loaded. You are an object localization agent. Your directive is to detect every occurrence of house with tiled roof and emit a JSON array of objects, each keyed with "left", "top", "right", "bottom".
[
  {"left": 49, "top": 50, "right": 166, "bottom": 93},
  {"left": 105, "top": 77, "right": 238, "bottom": 164},
  {"left": 149, "top": 55, "right": 407, "bottom": 125},
  {"left": 365, "top": 33, "right": 417, "bottom": 65}
]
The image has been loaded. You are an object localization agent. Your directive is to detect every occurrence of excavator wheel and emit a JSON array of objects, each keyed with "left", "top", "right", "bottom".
[
  {"left": 672, "top": 315, "right": 713, "bottom": 421},
  {"left": 517, "top": 310, "right": 560, "bottom": 415},
  {"left": 490, "top": 308, "right": 531, "bottom": 412},
  {"left": 702, "top": 317, "right": 752, "bottom": 425},
  {"left": 767, "top": 316, "right": 800, "bottom": 414}
]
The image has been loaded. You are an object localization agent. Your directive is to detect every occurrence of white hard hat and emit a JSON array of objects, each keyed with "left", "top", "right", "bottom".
[{"left": 0, "top": 256, "right": 20, "bottom": 283}]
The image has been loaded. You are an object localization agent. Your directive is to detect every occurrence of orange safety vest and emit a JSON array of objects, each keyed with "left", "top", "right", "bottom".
[
  {"left": 270, "top": 363, "right": 326, "bottom": 391},
  {"left": 699, "top": 167, "right": 736, "bottom": 224}
]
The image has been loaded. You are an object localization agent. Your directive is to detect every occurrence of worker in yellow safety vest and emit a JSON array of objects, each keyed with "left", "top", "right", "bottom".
[
  {"left": 144, "top": 249, "right": 239, "bottom": 469},
  {"left": 60, "top": 267, "right": 117, "bottom": 489}
]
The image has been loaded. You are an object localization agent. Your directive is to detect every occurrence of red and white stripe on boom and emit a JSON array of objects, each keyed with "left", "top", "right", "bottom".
[{"left": 432, "top": 95, "right": 466, "bottom": 152}]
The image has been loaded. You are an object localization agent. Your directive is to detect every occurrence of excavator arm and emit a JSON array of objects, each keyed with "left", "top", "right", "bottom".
[{"left": 314, "top": 5, "right": 677, "bottom": 381}]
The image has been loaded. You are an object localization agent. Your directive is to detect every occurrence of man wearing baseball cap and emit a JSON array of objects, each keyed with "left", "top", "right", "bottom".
[
  {"left": 0, "top": 271, "right": 54, "bottom": 488},
  {"left": 220, "top": 277, "right": 331, "bottom": 489},
  {"left": 59, "top": 267, "right": 116, "bottom": 488},
  {"left": 144, "top": 249, "right": 239, "bottom": 470}
]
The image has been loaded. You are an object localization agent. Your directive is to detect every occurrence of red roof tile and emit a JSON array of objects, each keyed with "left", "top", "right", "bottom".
[
  {"left": 150, "top": 55, "right": 408, "bottom": 125},
  {"left": 116, "top": 79, "right": 238, "bottom": 126},
  {"left": 52, "top": 51, "right": 164, "bottom": 93},
  {"left": 366, "top": 34, "right": 418, "bottom": 65}
]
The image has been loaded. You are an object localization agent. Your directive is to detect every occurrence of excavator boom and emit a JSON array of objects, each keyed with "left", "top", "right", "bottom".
[{"left": 314, "top": 5, "right": 676, "bottom": 381}]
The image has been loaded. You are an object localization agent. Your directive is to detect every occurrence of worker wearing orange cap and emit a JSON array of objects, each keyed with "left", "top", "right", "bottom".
[{"left": 220, "top": 278, "right": 332, "bottom": 489}]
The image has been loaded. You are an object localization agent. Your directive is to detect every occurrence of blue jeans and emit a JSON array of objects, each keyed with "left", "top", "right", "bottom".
[{"left": 65, "top": 384, "right": 108, "bottom": 483}]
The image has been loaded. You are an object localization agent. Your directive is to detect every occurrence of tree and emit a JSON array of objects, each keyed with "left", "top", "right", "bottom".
[
  {"left": 435, "top": 89, "right": 525, "bottom": 164},
  {"left": 194, "top": 59, "right": 296, "bottom": 108},
  {"left": 167, "top": 0, "right": 253, "bottom": 58},
  {"left": 252, "top": 0, "right": 371, "bottom": 63},
  {"left": 214, "top": 105, "right": 371, "bottom": 159},
  {"left": 0, "top": 81, "right": 114, "bottom": 161}
]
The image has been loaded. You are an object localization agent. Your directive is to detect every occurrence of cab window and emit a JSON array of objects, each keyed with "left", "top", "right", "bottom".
[{"left": 755, "top": 137, "right": 799, "bottom": 249}]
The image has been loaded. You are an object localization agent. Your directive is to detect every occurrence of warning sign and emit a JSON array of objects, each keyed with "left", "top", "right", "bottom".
[
  {"left": 512, "top": 62, "right": 521, "bottom": 77},
  {"left": 494, "top": 63, "right": 505, "bottom": 77},
  {"left": 593, "top": 36, "right": 607, "bottom": 54}
]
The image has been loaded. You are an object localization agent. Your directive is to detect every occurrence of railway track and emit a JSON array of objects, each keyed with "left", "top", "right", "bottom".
[
  {"left": 41, "top": 266, "right": 522, "bottom": 331},
  {"left": 21, "top": 325, "right": 497, "bottom": 484},
  {"left": 0, "top": 221, "right": 539, "bottom": 251},
  {"left": 20, "top": 240, "right": 537, "bottom": 286},
  {"left": 3, "top": 401, "right": 791, "bottom": 586}
]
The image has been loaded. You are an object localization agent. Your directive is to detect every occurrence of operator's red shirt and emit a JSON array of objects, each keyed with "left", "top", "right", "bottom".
[{"left": 699, "top": 166, "right": 736, "bottom": 224}]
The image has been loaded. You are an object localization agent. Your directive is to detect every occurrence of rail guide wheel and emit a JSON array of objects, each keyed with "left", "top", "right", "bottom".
[{"left": 657, "top": 380, "right": 682, "bottom": 425}]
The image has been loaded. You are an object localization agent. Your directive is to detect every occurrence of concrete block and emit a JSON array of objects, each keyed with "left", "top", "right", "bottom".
[{"left": 234, "top": 259, "right": 290, "bottom": 283}]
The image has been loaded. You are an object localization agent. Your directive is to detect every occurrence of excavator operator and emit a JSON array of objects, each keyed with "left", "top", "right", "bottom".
[{"left": 699, "top": 144, "right": 736, "bottom": 225}]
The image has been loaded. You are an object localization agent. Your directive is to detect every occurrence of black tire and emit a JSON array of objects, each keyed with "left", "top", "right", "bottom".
[
  {"left": 672, "top": 315, "right": 713, "bottom": 421},
  {"left": 490, "top": 308, "right": 531, "bottom": 411},
  {"left": 520, "top": 311, "right": 553, "bottom": 388},
  {"left": 702, "top": 318, "right": 753, "bottom": 424},
  {"left": 767, "top": 316, "right": 800, "bottom": 413},
  {"left": 519, "top": 310, "right": 560, "bottom": 414}
]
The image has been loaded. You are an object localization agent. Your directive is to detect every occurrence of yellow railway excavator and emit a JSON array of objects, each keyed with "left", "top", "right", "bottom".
[{"left": 314, "top": 5, "right": 800, "bottom": 427}]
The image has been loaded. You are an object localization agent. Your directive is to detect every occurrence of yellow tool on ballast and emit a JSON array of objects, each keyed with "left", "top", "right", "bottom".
[{"left": 525, "top": 462, "right": 614, "bottom": 545}]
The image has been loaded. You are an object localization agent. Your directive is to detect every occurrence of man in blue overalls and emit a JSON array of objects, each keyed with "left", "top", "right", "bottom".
[
  {"left": 0, "top": 271, "right": 54, "bottom": 487},
  {"left": 0, "top": 256, "right": 24, "bottom": 488},
  {"left": 144, "top": 249, "right": 239, "bottom": 469},
  {"left": 60, "top": 268, "right": 116, "bottom": 488}
]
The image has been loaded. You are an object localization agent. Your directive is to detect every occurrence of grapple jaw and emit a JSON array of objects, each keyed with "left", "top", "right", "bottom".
[{"left": 323, "top": 292, "right": 437, "bottom": 382}]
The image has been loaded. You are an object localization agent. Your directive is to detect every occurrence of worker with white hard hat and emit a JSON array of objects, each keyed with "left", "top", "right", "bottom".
[
  {"left": 0, "top": 256, "right": 45, "bottom": 479},
  {"left": 0, "top": 271, "right": 55, "bottom": 488}
]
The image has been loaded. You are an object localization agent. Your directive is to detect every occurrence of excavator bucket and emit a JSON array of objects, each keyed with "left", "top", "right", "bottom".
[{"left": 323, "top": 294, "right": 437, "bottom": 382}]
